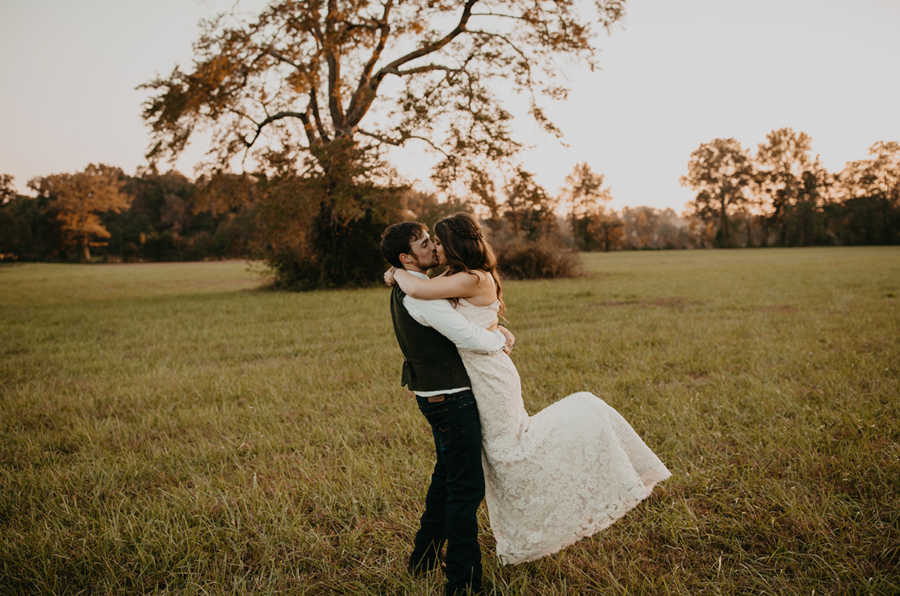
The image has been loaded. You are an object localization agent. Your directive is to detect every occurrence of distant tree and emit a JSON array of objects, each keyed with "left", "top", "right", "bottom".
[
  {"left": 502, "top": 167, "right": 557, "bottom": 241},
  {"left": 0, "top": 194, "right": 62, "bottom": 261},
  {"left": 588, "top": 210, "right": 624, "bottom": 251},
  {"left": 681, "top": 138, "right": 754, "bottom": 247},
  {"left": 755, "top": 128, "right": 831, "bottom": 245},
  {"left": 834, "top": 141, "right": 900, "bottom": 244},
  {"left": 789, "top": 163, "right": 832, "bottom": 245},
  {"left": 29, "top": 164, "right": 131, "bottom": 261},
  {"left": 112, "top": 170, "right": 197, "bottom": 261},
  {"left": 0, "top": 174, "right": 15, "bottom": 204},
  {"left": 401, "top": 189, "right": 473, "bottom": 229},
  {"left": 655, "top": 207, "right": 695, "bottom": 249},
  {"left": 684, "top": 212, "right": 716, "bottom": 248},
  {"left": 138, "top": 1, "right": 627, "bottom": 287},
  {"left": 622, "top": 206, "right": 667, "bottom": 249},
  {"left": 732, "top": 207, "right": 767, "bottom": 248},
  {"left": 839, "top": 141, "right": 900, "bottom": 204},
  {"left": 561, "top": 162, "right": 613, "bottom": 249}
]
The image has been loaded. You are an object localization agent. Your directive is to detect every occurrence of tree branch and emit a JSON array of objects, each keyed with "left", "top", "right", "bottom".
[
  {"left": 309, "top": 87, "right": 331, "bottom": 143},
  {"left": 393, "top": 63, "right": 465, "bottom": 76},
  {"left": 241, "top": 110, "right": 309, "bottom": 150},
  {"left": 470, "top": 12, "right": 531, "bottom": 21},
  {"left": 358, "top": 0, "right": 393, "bottom": 85},
  {"left": 344, "top": 0, "right": 394, "bottom": 124},
  {"left": 357, "top": 128, "right": 450, "bottom": 158},
  {"left": 261, "top": 46, "right": 304, "bottom": 71},
  {"left": 344, "top": 0, "right": 479, "bottom": 128},
  {"left": 324, "top": 0, "right": 346, "bottom": 129},
  {"left": 374, "top": 0, "right": 479, "bottom": 83}
]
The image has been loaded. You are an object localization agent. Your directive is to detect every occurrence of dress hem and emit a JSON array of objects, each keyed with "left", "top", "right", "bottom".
[{"left": 496, "top": 470, "right": 672, "bottom": 566}]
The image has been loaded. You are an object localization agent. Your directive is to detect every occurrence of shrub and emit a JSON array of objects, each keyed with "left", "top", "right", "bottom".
[
  {"left": 254, "top": 173, "right": 407, "bottom": 290},
  {"left": 495, "top": 239, "right": 582, "bottom": 280}
]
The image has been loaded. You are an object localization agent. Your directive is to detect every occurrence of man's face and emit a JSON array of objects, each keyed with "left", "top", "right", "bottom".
[{"left": 403, "top": 230, "right": 438, "bottom": 271}]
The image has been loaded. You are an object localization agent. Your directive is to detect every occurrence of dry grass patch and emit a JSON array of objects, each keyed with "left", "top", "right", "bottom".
[{"left": 1, "top": 247, "right": 899, "bottom": 594}]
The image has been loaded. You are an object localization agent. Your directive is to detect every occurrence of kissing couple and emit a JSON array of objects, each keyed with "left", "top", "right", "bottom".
[{"left": 381, "top": 213, "right": 670, "bottom": 595}]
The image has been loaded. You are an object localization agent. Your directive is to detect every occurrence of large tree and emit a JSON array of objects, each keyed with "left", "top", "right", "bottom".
[
  {"left": 681, "top": 138, "right": 754, "bottom": 248},
  {"left": 140, "top": 1, "right": 627, "bottom": 287},
  {"left": 140, "top": 0, "right": 626, "bottom": 190},
  {"left": 28, "top": 164, "right": 131, "bottom": 261}
]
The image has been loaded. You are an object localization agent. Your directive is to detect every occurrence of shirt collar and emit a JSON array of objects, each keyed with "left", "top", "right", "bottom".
[{"left": 407, "top": 270, "right": 428, "bottom": 280}]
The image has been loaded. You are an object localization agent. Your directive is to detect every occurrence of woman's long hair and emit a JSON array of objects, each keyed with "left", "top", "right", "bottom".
[{"left": 434, "top": 213, "right": 505, "bottom": 316}]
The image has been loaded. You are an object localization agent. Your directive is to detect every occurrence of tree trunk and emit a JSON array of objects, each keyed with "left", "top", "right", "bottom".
[
  {"left": 81, "top": 236, "right": 91, "bottom": 262},
  {"left": 719, "top": 199, "right": 730, "bottom": 248}
]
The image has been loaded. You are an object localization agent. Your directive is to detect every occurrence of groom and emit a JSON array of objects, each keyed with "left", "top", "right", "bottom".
[{"left": 381, "top": 221, "right": 512, "bottom": 596}]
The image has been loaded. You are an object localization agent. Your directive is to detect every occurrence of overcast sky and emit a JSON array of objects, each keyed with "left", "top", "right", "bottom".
[{"left": 2, "top": 0, "right": 899, "bottom": 212}]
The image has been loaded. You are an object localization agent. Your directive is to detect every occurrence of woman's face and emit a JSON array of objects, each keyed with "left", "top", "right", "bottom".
[{"left": 434, "top": 235, "right": 447, "bottom": 266}]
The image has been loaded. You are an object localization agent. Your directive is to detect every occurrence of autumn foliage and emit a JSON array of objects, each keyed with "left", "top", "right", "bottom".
[
  {"left": 27, "top": 164, "right": 131, "bottom": 261},
  {"left": 136, "top": 0, "right": 628, "bottom": 287},
  {"left": 683, "top": 130, "right": 900, "bottom": 248}
]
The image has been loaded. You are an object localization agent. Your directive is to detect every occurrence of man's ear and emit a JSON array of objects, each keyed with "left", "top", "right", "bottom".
[{"left": 397, "top": 253, "right": 412, "bottom": 268}]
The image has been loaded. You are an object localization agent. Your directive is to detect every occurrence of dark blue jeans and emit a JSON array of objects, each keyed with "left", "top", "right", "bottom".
[{"left": 413, "top": 390, "right": 484, "bottom": 593}]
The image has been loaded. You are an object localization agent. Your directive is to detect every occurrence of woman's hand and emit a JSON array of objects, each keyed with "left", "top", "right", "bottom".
[
  {"left": 383, "top": 267, "right": 396, "bottom": 287},
  {"left": 498, "top": 326, "right": 515, "bottom": 353}
]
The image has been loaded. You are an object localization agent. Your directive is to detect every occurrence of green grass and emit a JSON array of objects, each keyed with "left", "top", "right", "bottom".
[{"left": 1, "top": 248, "right": 898, "bottom": 594}]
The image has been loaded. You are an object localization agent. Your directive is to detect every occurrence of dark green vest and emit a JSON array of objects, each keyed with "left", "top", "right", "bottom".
[{"left": 390, "top": 285, "right": 471, "bottom": 392}]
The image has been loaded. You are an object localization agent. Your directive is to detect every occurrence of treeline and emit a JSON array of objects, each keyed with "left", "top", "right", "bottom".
[
  {"left": 681, "top": 129, "right": 899, "bottom": 248},
  {"left": 0, "top": 168, "right": 256, "bottom": 262},
  {"left": 0, "top": 162, "right": 692, "bottom": 266},
  {"left": 1, "top": 130, "right": 897, "bottom": 267}
]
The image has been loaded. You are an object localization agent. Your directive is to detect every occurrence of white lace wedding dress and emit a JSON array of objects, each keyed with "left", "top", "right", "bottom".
[{"left": 455, "top": 299, "right": 671, "bottom": 565}]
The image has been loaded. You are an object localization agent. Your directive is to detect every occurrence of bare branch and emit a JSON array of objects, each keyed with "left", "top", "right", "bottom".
[
  {"left": 393, "top": 63, "right": 464, "bottom": 76},
  {"left": 260, "top": 46, "right": 303, "bottom": 70},
  {"left": 469, "top": 12, "right": 531, "bottom": 21},
  {"left": 357, "top": 128, "right": 450, "bottom": 158},
  {"left": 227, "top": 106, "right": 261, "bottom": 130},
  {"left": 357, "top": 0, "right": 393, "bottom": 85},
  {"left": 344, "top": 0, "right": 394, "bottom": 124},
  {"left": 242, "top": 110, "right": 308, "bottom": 150},
  {"left": 375, "top": 0, "right": 479, "bottom": 82}
]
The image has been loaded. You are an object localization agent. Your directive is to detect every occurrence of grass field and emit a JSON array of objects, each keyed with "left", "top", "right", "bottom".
[{"left": 1, "top": 248, "right": 898, "bottom": 594}]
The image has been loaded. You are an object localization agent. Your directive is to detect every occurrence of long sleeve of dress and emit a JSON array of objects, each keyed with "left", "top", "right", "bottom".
[{"left": 403, "top": 295, "right": 505, "bottom": 354}]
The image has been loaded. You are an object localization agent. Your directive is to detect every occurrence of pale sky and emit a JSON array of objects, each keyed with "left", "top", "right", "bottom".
[{"left": 2, "top": 0, "right": 899, "bottom": 212}]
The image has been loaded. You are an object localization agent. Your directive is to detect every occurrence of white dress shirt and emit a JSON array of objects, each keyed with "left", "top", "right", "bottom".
[{"left": 402, "top": 270, "right": 505, "bottom": 397}]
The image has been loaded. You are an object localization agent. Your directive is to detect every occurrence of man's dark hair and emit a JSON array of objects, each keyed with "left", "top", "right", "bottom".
[{"left": 381, "top": 221, "right": 426, "bottom": 268}]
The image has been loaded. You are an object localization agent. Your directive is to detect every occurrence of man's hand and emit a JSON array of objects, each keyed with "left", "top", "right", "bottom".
[
  {"left": 498, "top": 325, "right": 515, "bottom": 353},
  {"left": 383, "top": 267, "right": 396, "bottom": 286}
]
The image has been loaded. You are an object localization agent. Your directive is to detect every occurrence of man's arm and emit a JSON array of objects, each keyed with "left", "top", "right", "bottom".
[{"left": 404, "top": 295, "right": 507, "bottom": 353}]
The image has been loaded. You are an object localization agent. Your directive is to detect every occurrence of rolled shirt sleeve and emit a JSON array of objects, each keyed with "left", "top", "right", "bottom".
[{"left": 403, "top": 295, "right": 506, "bottom": 354}]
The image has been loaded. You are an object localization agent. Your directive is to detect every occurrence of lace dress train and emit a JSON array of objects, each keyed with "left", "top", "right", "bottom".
[{"left": 456, "top": 300, "right": 671, "bottom": 565}]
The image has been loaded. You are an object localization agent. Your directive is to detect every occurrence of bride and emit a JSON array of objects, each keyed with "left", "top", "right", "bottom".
[{"left": 387, "top": 213, "right": 671, "bottom": 565}]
